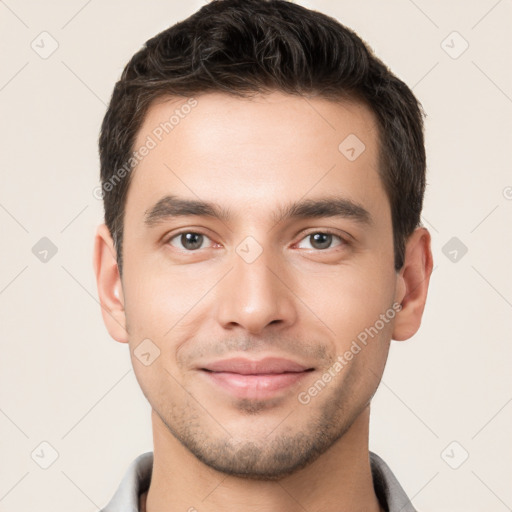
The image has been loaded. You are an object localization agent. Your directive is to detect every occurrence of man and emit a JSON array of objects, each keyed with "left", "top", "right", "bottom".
[{"left": 93, "top": 0, "right": 433, "bottom": 510}]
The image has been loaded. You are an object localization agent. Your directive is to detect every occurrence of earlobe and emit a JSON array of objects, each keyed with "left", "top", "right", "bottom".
[
  {"left": 392, "top": 227, "right": 433, "bottom": 341},
  {"left": 93, "top": 224, "right": 129, "bottom": 343}
]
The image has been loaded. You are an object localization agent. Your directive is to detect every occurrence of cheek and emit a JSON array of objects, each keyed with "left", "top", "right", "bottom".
[
  {"left": 123, "top": 262, "right": 212, "bottom": 335},
  {"left": 123, "top": 264, "right": 221, "bottom": 383},
  {"left": 301, "top": 262, "right": 396, "bottom": 342}
]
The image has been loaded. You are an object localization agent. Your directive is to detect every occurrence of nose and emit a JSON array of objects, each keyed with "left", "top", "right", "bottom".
[{"left": 214, "top": 244, "right": 298, "bottom": 335}]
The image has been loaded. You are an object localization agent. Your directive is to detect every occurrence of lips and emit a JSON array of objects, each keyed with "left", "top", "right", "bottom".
[
  {"left": 201, "top": 357, "right": 312, "bottom": 375},
  {"left": 199, "top": 357, "right": 314, "bottom": 400}
]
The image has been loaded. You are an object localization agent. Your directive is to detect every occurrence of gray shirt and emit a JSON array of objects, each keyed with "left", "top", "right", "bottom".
[{"left": 100, "top": 451, "right": 417, "bottom": 512}]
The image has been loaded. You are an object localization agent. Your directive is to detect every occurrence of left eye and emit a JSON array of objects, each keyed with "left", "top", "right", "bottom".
[
  {"left": 168, "top": 232, "right": 213, "bottom": 251},
  {"left": 296, "top": 232, "right": 345, "bottom": 250}
]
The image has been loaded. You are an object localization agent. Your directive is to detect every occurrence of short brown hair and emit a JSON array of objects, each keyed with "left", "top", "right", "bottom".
[{"left": 99, "top": 0, "right": 426, "bottom": 276}]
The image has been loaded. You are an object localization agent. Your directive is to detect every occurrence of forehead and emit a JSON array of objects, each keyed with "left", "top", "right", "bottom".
[{"left": 126, "top": 91, "right": 386, "bottom": 226}]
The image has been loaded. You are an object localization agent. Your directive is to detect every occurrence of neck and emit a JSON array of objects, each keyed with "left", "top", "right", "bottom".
[{"left": 143, "top": 406, "right": 382, "bottom": 512}]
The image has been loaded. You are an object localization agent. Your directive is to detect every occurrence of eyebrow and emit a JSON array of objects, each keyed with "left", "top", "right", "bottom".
[{"left": 144, "top": 194, "right": 372, "bottom": 227}]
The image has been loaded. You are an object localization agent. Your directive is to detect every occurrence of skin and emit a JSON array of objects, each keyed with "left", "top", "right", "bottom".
[{"left": 94, "top": 91, "right": 433, "bottom": 512}]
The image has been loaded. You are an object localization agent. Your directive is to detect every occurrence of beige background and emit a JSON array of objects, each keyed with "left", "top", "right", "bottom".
[{"left": 1, "top": 1, "right": 511, "bottom": 511}]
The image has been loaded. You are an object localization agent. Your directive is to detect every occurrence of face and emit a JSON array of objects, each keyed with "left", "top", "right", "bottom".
[{"left": 112, "top": 91, "right": 405, "bottom": 479}]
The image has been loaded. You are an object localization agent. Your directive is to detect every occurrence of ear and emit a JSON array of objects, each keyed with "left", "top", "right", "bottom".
[
  {"left": 392, "top": 227, "right": 433, "bottom": 341},
  {"left": 92, "top": 224, "right": 128, "bottom": 343}
]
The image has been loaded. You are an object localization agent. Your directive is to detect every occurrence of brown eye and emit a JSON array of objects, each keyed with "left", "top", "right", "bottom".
[
  {"left": 310, "top": 233, "right": 332, "bottom": 250},
  {"left": 168, "top": 232, "right": 210, "bottom": 251},
  {"left": 296, "top": 232, "right": 345, "bottom": 250}
]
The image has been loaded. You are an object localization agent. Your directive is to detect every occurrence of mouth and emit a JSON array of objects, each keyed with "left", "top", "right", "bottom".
[{"left": 198, "top": 357, "right": 315, "bottom": 400}]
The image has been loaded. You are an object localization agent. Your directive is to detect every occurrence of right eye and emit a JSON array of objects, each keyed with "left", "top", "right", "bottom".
[{"left": 166, "top": 231, "right": 215, "bottom": 251}]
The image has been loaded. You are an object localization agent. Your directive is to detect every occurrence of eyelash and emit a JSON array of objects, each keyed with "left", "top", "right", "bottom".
[
  {"left": 164, "top": 229, "right": 349, "bottom": 252},
  {"left": 295, "top": 230, "right": 348, "bottom": 250}
]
